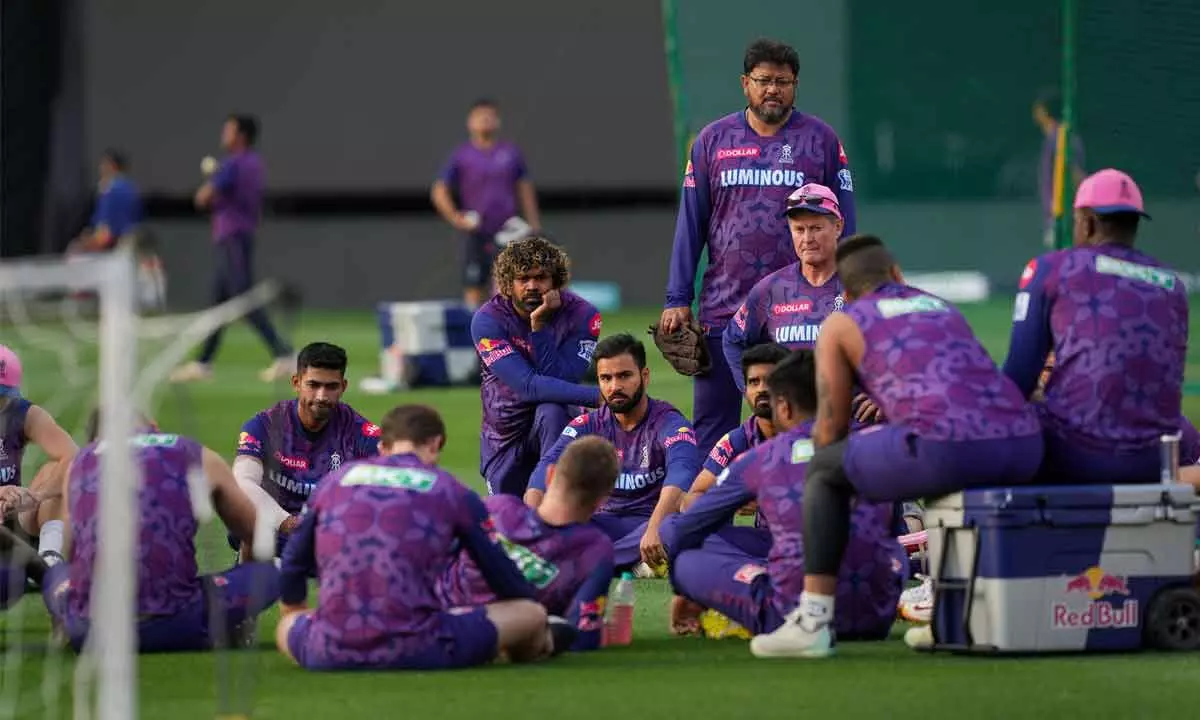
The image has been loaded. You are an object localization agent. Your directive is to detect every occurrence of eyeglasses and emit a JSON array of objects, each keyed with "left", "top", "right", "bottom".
[{"left": 746, "top": 76, "right": 797, "bottom": 89}]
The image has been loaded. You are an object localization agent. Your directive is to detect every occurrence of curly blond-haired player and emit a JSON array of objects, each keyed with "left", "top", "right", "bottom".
[{"left": 470, "top": 235, "right": 602, "bottom": 497}]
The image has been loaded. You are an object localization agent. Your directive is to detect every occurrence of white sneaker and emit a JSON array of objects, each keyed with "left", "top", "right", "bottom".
[
  {"left": 259, "top": 357, "right": 294, "bottom": 383},
  {"left": 904, "top": 624, "right": 934, "bottom": 650},
  {"left": 169, "top": 361, "right": 212, "bottom": 383},
  {"left": 898, "top": 575, "right": 934, "bottom": 624},
  {"left": 749, "top": 609, "right": 835, "bottom": 659}
]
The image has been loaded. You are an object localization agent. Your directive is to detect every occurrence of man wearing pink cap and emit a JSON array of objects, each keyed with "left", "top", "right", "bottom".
[
  {"left": 659, "top": 38, "right": 856, "bottom": 462},
  {"left": 1002, "top": 168, "right": 1188, "bottom": 484},
  {"left": 723, "top": 183, "right": 845, "bottom": 388},
  {"left": 0, "top": 345, "right": 78, "bottom": 608}
]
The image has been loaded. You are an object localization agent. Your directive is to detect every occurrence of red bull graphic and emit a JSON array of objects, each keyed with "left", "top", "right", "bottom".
[{"left": 1052, "top": 566, "right": 1138, "bottom": 630}]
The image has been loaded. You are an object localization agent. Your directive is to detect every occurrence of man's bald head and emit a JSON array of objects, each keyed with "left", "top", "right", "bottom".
[{"left": 835, "top": 234, "right": 901, "bottom": 299}]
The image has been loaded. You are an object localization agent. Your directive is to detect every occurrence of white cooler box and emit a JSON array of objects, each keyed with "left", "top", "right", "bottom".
[
  {"left": 924, "top": 483, "right": 1200, "bottom": 654},
  {"left": 364, "top": 301, "right": 480, "bottom": 391}
]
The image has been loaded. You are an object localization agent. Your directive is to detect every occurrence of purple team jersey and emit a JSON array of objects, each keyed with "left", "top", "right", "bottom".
[
  {"left": 438, "top": 141, "right": 528, "bottom": 236},
  {"left": 847, "top": 283, "right": 1040, "bottom": 442},
  {"left": 68, "top": 434, "right": 203, "bottom": 619},
  {"left": 723, "top": 265, "right": 844, "bottom": 391},
  {"left": 279, "top": 453, "right": 536, "bottom": 668},
  {"left": 0, "top": 398, "right": 30, "bottom": 487},
  {"left": 667, "top": 425, "right": 905, "bottom": 636},
  {"left": 211, "top": 150, "right": 264, "bottom": 240},
  {"left": 1003, "top": 245, "right": 1188, "bottom": 452},
  {"left": 665, "top": 110, "right": 856, "bottom": 330},
  {"left": 705, "top": 416, "right": 788, "bottom": 531},
  {"left": 529, "top": 399, "right": 700, "bottom": 516},
  {"left": 471, "top": 291, "right": 601, "bottom": 447},
  {"left": 236, "top": 400, "right": 380, "bottom": 515},
  {"left": 438, "top": 495, "right": 614, "bottom": 650}
]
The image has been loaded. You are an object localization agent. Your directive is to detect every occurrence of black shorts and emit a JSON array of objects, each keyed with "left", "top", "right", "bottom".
[{"left": 462, "top": 234, "right": 498, "bottom": 288}]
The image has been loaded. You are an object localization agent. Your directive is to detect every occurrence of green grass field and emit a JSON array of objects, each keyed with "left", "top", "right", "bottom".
[{"left": 4, "top": 300, "right": 1200, "bottom": 719}]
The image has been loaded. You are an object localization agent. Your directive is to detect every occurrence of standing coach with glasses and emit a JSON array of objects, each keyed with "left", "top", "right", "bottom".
[{"left": 659, "top": 38, "right": 856, "bottom": 459}]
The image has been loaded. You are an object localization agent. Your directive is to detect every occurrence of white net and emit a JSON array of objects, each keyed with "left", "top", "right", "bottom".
[{"left": 0, "top": 248, "right": 293, "bottom": 719}]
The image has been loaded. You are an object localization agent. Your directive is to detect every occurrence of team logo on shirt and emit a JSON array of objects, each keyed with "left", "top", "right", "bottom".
[
  {"left": 1018, "top": 259, "right": 1038, "bottom": 289},
  {"left": 772, "top": 301, "right": 813, "bottom": 315},
  {"left": 710, "top": 434, "right": 734, "bottom": 466},
  {"left": 237, "top": 432, "right": 261, "bottom": 453},
  {"left": 578, "top": 339, "right": 597, "bottom": 362},
  {"left": 734, "top": 563, "right": 767, "bottom": 584},
  {"left": 716, "top": 147, "right": 760, "bottom": 161},
  {"left": 330, "top": 452, "right": 342, "bottom": 471},
  {"left": 683, "top": 161, "right": 696, "bottom": 189},
  {"left": 562, "top": 426, "right": 578, "bottom": 439},
  {"left": 790, "top": 438, "right": 814, "bottom": 464},
  {"left": 363, "top": 423, "right": 381, "bottom": 438},
  {"left": 663, "top": 427, "right": 697, "bottom": 448},
  {"left": 0, "top": 440, "right": 7, "bottom": 462},
  {"left": 640, "top": 444, "right": 650, "bottom": 468},
  {"left": 589, "top": 312, "right": 603, "bottom": 337},
  {"left": 779, "top": 144, "right": 794, "bottom": 165},
  {"left": 838, "top": 168, "right": 854, "bottom": 192},
  {"left": 476, "top": 337, "right": 514, "bottom": 366}
]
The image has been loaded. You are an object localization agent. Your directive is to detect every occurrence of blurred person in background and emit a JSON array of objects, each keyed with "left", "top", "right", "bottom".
[
  {"left": 66, "top": 149, "right": 142, "bottom": 255},
  {"left": 170, "top": 114, "right": 294, "bottom": 384},
  {"left": 431, "top": 99, "right": 541, "bottom": 310},
  {"left": 1033, "top": 88, "right": 1086, "bottom": 249}
]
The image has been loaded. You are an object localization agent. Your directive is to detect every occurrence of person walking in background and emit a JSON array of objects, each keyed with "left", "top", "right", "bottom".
[
  {"left": 431, "top": 99, "right": 541, "bottom": 310},
  {"left": 1033, "top": 88, "right": 1086, "bottom": 249},
  {"left": 170, "top": 114, "right": 294, "bottom": 384}
]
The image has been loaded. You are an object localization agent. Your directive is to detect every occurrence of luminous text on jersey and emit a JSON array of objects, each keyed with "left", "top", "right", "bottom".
[{"left": 719, "top": 169, "right": 806, "bottom": 189}]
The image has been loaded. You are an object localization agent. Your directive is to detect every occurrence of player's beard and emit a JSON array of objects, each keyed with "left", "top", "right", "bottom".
[
  {"left": 306, "top": 399, "right": 334, "bottom": 426},
  {"left": 605, "top": 381, "right": 645, "bottom": 415},
  {"left": 751, "top": 393, "right": 772, "bottom": 419},
  {"left": 750, "top": 97, "right": 789, "bottom": 125},
  {"left": 520, "top": 291, "right": 543, "bottom": 313}
]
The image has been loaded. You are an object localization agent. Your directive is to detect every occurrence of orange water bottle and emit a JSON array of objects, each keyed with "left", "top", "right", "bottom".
[{"left": 604, "top": 572, "right": 635, "bottom": 646}]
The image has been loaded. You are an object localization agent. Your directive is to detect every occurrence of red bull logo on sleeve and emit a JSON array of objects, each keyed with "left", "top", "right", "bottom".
[
  {"left": 1052, "top": 566, "right": 1138, "bottom": 630},
  {"left": 476, "top": 337, "right": 514, "bottom": 366}
]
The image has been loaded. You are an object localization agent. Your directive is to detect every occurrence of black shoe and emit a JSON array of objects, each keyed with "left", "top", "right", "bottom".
[{"left": 547, "top": 615, "right": 577, "bottom": 657}]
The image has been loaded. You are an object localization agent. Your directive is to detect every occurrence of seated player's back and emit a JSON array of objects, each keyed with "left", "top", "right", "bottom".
[
  {"left": 745, "top": 429, "right": 903, "bottom": 635},
  {"left": 849, "top": 283, "right": 1039, "bottom": 441},
  {"left": 1036, "top": 244, "right": 1186, "bottom": 450},
  {"left": 238, "top": 398, "right": 378, "bottom": 515},
  {"left": 440, "top": 494, "right": 613, "bottom": 614},
  {"left": 306, "top": 453, "right": 489, "bottom": 655},
  {"left": 68, "top": 433, "right": 202, "bottom": 619},
  {"left": 475, "top": 289, "right": 598, "bottom": 446}
]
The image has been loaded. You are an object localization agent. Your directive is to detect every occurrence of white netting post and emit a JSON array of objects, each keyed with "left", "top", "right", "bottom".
[{"left": 91, "top": 249, "right": 138, "bottom": 720}]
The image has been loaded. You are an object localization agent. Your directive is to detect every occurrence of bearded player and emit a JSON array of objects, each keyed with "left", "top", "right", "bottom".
[
  {"left": 41, "top": 410, "right": 278, "bottom": 652},
  {"left": 232, "top": 342, "right": 379, "bottom": 559},
  {"left": 660, "top": 38, "right": 856, "bottom": 460},
  {"left": 440, "top": 435, "right": 618, "bottom": 651},
  {"left": 0, "top": 345, "right": 77, "bottom": 607},
  {"left": 524, "top": 334, "right": 699, "bottom": 572},
  {"left": 751, "top": 236, "right": 1042, "bottom": 659},
  {"left": 472, "top": 235, "right": 602, "bottom": 497},
  {"left": 664, "top": 350, "right": 904, "bottom": 642},
  {"left": 1002, "top": 169, "right": 1187, "bottom": 484},
  {"left": 276, "top": 405, "right": 571, "bottom": 671}
]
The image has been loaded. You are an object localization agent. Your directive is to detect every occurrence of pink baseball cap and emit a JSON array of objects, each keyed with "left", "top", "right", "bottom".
[
  {"left": 1073, "top": 168, "right": 1151, "bottom": 219},
  {"left": 0, "top": 345, "right": 22, "bottom": 397},
  {"left": 783, "top": 183, "right": 842, "bottom": 221}
]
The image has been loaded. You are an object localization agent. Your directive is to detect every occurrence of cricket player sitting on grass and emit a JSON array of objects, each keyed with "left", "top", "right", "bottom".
[
  {"left": 0, "top": 345, "right": 77, "bottom": 608},
  {"left": 42, "top": 410, "right": 278, "bottom": 653},
  {"left": 276, "top": 405, "right": 574, "bottom": 671},
  {"left": 681, "top": 342, "right": 790, "bottom": 560},
  {"left": 663, "top": 350, "right": 904, "bottom": 642},
  {"left": 525, "top": 334, "right": 699, "bottom": 576},
  {"left": 439, "top": 436, "right": 618, "bottom": 652},
  {"left": 472, "top": 235, "right": 603, "bottom": 497},
  {"left": 231, "top": 342, "right": 379, "bottom": 561}
]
